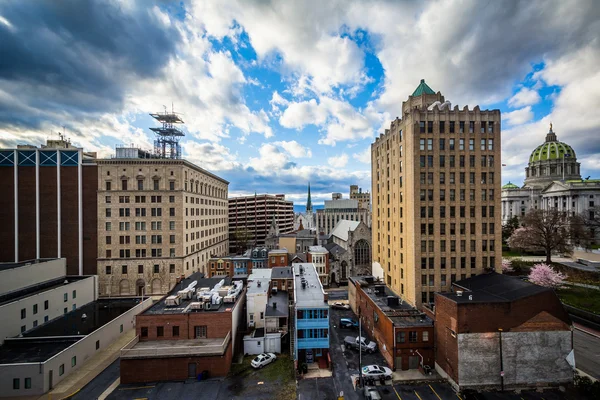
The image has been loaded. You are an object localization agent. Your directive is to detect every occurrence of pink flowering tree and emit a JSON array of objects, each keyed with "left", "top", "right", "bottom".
[
  {"left": 501, "top": 258, "right": 514, "bottom": 273},
  {"left": 528, "top": 263, "right": 567, "bottom": 288}
]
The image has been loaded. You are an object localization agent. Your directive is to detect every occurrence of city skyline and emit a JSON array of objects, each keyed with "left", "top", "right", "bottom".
[{"left": 1, "top": 0, "right": 599, "bottom": 205}]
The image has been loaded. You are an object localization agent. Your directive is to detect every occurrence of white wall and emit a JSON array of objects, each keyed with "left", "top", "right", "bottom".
[
  {"left": 0, "top": 258, "right": 66, "bottom": 295},
  {"left": 247, "top": 287, "right": 268, "bottom": 329},
  {"left": 0, "top": 276, "right": 97, "bottom": 345},
  {"left": 0, "top": 297, "right": 152, "bottom": 397}
]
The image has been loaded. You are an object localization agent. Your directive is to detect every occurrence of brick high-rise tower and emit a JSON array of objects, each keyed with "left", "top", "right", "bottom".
[{"left": 371, "top": 80, "right": 502, "bottom": 309}]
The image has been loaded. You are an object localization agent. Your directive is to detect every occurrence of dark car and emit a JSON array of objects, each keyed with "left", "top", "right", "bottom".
[{"left": 339, "top": 317, "right": 359, "bottom": 328}]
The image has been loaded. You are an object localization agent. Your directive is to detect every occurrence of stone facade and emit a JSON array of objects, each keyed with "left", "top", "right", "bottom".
[
  {"left": 96, "top": 158, "right": 229, "bottom": 296},
  {"left": 327, "top": 220, "right": 372, "bottom": 284},
  {"left": 371, "top": 80, "right": 502, "bottom": 309}
]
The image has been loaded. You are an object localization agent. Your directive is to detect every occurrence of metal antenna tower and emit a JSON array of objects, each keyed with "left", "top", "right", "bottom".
[{"left": 149, "top": 104, "right": 184, "bottom": 159}]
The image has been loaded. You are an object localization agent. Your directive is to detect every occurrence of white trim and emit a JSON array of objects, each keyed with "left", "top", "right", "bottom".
[
  {"left": 57, "top": 151, "right": 61, "bottom": 258},
  {"left": 36, "top": 150, "right": 40, "bottom": 259},
  {"left": 78, "top": 149, "right": 83, "bottom": 275},
  {"left": 13, "top": 150, "right": 18, "bottom": 262}
]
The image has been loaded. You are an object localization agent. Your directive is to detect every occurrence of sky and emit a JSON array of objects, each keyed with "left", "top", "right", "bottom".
[{"left": 1, "top": 0, "right": 599, "bottom": 206}]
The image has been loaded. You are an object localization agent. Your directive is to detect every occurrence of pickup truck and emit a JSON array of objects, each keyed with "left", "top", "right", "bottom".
[{"left": 343, "top": 336, "right": 377, "bottom": 353}]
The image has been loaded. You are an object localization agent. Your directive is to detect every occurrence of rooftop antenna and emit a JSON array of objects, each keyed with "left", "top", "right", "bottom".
[{"left": 150, "top": 103, "right": 185, "bottom": 159}]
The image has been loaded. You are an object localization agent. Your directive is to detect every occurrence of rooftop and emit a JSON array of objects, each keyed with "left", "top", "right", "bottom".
[
  {"left": 269, "top": 248, "right": 289, "bottom": 255},
  {"left": 271, "top": 266, "right": 293, "bottom": 279},
  {"left": 330, "top": 220, "right": 360, "bottom": 242},
  {"left": 0, "top": 258, "right": 58, "bottom": 272},
  {"left": 0, "top": 338, "right": 80, "bottom": 364},
  {"left": 266, "top": 291, "right": 289, "bottom": 318},
  {"left": 350, "top": 277, "right": 432, "bottom": 327},
  {"left": 247, "top": 270, "right": 271, "bottom": 295},
  {"left": 143, "top": 273, "right": 243, "bottom": 315},
  {"left": 412, "top": 79, "right": 436, "bottom": 96},
  {"left": 324, "top": 243, "right": 347, "bottom": 257},
  {"left": 294, "top": 263, "right": 327, "bottom": 309},
  {"left": 308, "top": 245, "right": 328, "bottom": 253},
  {"left": 0, "top": 275, "right": 90, "bottom": 307},
  {"left": 121, "top": 336, "right": 229, "bottom": 360},
  {"left": 441, "top": 272, "right": 551, "bottom": 304},
  {"left": 291, "top": 253, "right": 308, "bottom": 263}
]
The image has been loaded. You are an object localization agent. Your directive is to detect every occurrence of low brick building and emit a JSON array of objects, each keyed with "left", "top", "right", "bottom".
[
  {"left": 430, "top": 272, "right": 572, "bottom": 391},
  {"left": 349, "top": 277, "right": 434, "bottom": 371},
  {"left": 268, "top": 249, "right": 289, "bottom": 268},
  {"left": 120, "top": 273, "right": 245, "bottom": 383}
]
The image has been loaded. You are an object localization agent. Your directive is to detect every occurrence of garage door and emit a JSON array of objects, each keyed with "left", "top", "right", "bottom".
[{"left": 408, "top": 356, "right": 419, "bottom": 369}]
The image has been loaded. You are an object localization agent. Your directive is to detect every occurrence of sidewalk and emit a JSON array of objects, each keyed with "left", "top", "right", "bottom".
[
  {"left": 39, "top": 330, "right": 134, "bottom": 400},
  {"left": 574, "top": 322, "right": 600, "bottom": 339}
]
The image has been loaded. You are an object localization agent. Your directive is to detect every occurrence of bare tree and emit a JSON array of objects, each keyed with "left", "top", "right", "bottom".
[
  {"left": 581, "top": 206, "right": 600, "bottom": 248},
  {"left": 232, "top": 228, "right": 252, "bottom": 254},
  {"left": 507, "top": 208, "right": 587, "bottom": 264}
]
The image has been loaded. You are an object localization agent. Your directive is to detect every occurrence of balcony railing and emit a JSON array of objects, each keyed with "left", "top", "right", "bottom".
[
  {"left": 297, "top": 337, "right": 329, "bottom": 349},
  {"left": 296, "top": 318, "right": 329, "bottom": 329}
]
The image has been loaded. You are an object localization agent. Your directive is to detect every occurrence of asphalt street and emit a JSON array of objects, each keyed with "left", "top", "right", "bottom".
[
  {"left": 573, "top": 328, "right": 600, "bottom": 379},
  {"left": 72, "top": 359, "right": 120, "bottom": 400}
]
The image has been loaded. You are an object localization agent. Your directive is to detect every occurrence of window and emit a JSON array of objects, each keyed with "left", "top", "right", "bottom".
[
  {"left": 439, "top": 138, "right": 445, "bottom": 150},
  {"left": 169, "top": 181, "right": 175, "bottom": 191},
  {"left": 157, "top": 326, "right": 164, "bottom": 337},
  {"left": 106, "top": 265, "right": 111, "bottom": 275},
  {"left": 71, "top": 356, "right": 77, "bottom": 367},
  {"left": 137, "top": 179, "right": 143, "bottom": 190},
  {"left": 59, "top": 364, "right": 65, "bottom": 376},
  {"left": 170, "top": 264, "right": 175, "bottom": 273},
  {"left": 13, "top": 378, "right": 20, "bottom": 390},
  {"left": 420, "top": 139, "right": 425, "bottom": 150},
  {"left": 459, "top": 121, "right": 465, "bottom": 133},
  {"left": 169, "top": 208, "right": 175, "bottom": 217},
  {"left": 469, "top": 121, "right": 474, "bottom": 133},
  {"left": 449, "top": 121, "right": 455, "bottom": 133},
  {"left": 153, "top": 265, "right": 160, "bottom": 274},
  {"left": 21, "top": 308, "right": 26, "bottom": 319},
  {"left": 153, "top": 179, "right": 160, "bottom": 190},
  {"left": 469, "top": 139, "right": 474, "bottom": 151},
  {"left": 141, "top": 327, "right": 148, "bottom": 337},
  {"left": 195, "top": 325, "right": 207, "bottom": 338},
  {"left": 439, "top": 121, "right": 445, "bottom": 133},
  {"left": 105, "top": 222, "right": 111, "bottom": 231},
  {"left": 423, "top": 331, "right": 429, "bottom": 342},
  {"left": 63, "top": 293, "right": 68, "bottom": 302},
  {"left": 459, "top": 139, "right": 464, "bottom": 150},
  {"left": 105, "top": 208, "right": 111, "bottom": 218},
  {"left": 397, "top": 331, "right": 406, "bottom": 343},
  {"left": 44, "top": 300, "right": 49, "bottom": 310},
  {"left": 488, "top": 139, "right": 494, "bottom": 150},
  {"left": 96, "top": 340, "right": 100, "bottom": 350},
  {"left": 72, "top": 290, "right": 76, "bottom": 299},
  {"left": 427, "top": 121, "right": 433, "bottom": 133},
  {"left": 25, "top": 377, "right": 31, "bottom": 389},
  {"left": 427, "top": 138, "right": 433, "bottom": 150},
  {"left": 121, "top": 179, "right": 128, "bottom": 190},
  {"left": 173, "top": 326, "right": 180, "bottom": 337},
  {"left": 409, "top": 331, "right": 418, "bottom": 343},
  {"left": 121, "top": 265, "right": 127, "bottom": 274},
  {"left": 106, "top": 181, "right": 111, "bottom": 191},
  {"left": 419, "top": 121, "right": 425, "bottom": 133},
  {"left": 481, "top": 139, "right": 486, "bottom": 150}
]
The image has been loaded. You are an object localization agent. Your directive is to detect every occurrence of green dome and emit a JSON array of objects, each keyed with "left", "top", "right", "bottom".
[
  {"left": 529, "top": 141, "right": 576, "bottom": 163},
  {"left": 502, "top": 181, "right": 519, "bottom": 189}
]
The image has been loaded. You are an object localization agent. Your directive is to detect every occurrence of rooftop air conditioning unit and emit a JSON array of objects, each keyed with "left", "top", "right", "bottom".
[
  {"left": 456, "top": 290, "right": 463, "bottom": 297},
  {"left": 224, "top": 295, "right": 235, "bottom": 303},
  {"left": 165, "top": 295, "right": 181, "bottom": 307},
  {"left": 205, "top": 302, "right": 212, "bottom": 310},
  {"left": 189, "top": 302, "right": 204, "bottom": 310}
]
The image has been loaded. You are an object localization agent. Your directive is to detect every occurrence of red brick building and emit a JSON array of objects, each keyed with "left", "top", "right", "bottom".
[
  {"left": 430, "top": 273, "right": 572, "bottom": 391},
  {"left": 349, "top": 277, "right": 434, "bottom": 371},
  {"left": 268, "top": 249, "right": 289, "bottom": 268},
  {"left": 0, "top": 140, "right": 97, "bottom": 275},
  {"left": 120, "top": 274, "right": 246, "bottom": 383}
]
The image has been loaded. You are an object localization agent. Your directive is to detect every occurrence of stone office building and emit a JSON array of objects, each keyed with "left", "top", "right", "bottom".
[
  {"left": 96, "top": 148, "right": 229, "bottom": 296},
  {"left": 371, "top": 79, "right": 502, "bottom": 309}
]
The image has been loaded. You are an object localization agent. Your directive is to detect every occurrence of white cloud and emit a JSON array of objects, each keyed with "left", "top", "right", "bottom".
[
  {"left": 503, "top": 106, "right": 534, "bottom": 126},
  {"left": 328, "top": 153, "right": 349, "bottom": 168},
  {"left": 183, "top": 141, "right": 242, "bottom": 171},
  {"left": 508, "top": 88, "right": 541, "bottom": 108},
  {"left": 273, "top": 140, "right": 312, "bottom": 158},
  {"left": 353, "top": 146, "right": 371, "bottom": 164}
]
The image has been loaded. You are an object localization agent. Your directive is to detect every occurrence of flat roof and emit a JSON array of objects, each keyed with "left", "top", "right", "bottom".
[
  {"left": 143, "top": 273, "right": 243, "bottom": 315},
  {"left": 441, "top": 272, "right": 551, "bottom": 304},
  {"left": 266, "top": 291, "right": 289, "bottom": 318},
  {"left": 269, "top": 249, "right": 289, "bottom": 254},
  {"left": 294, "top": 263, "right": 326, "bottom": 309},
  {"left": 0, "top": 258, "right": 59, "bottom": 272},
  {"left": 0, "top": 298, "right": 142, "bottom": 363},
  {"left": 271, "top": 266, "right": 293, "bottom": 279},
  {"left": 351, "top": 276, "right": 432, "bottom": 327},
  {"left": 0, "top": 276, "right": 90, "bottom": 307}
]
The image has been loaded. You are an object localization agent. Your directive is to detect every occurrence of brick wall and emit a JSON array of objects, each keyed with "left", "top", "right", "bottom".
[
  {"left": 0, "top": 168, "right": 15, "bottom": 261},
  {"left": 136, "top": 311, "right": 233, "bottom": 341},
  {"left": 120, "top": 341, "right": 233, "bottom": 383}
]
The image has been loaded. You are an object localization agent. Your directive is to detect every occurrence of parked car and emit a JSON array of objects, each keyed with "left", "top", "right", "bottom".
[
  {"left": 363, "top": 386, "right": 382, "bottom": 400},
  {"left": 251, "top": 352, "right": 276, "bottom": 369},
  {"left": 331, "top": 302, "right": 350, "bottom": 310},
  {"left": 343, "top": 336, "right": 377, "bottom": 353},
  {"left": 361, "top": 365, "right": 393, "bottom": 381},
  {"left": 339, "top": 317, "right": 359, "bottom": 328}
]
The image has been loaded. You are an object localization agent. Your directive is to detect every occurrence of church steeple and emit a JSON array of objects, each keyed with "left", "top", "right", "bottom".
[{"left": 306, "top": 182, "right": 312, "bottom": 213}]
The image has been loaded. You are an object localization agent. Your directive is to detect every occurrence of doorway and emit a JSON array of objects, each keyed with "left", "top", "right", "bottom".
[
  {"left": 395, "top": 357, "right": 403, "bottom": 371},
  {"left": 48, "top": 370, "right": 53, "bottom": 390},
  {"left": 136, "top": 279, "right": 145, "bottom": 296},
  {"left": 408, "top": 355, "right": 419, "bottom": 369},
  {"left": 188, "top": 363, "right": 197, "bottom": 378}
]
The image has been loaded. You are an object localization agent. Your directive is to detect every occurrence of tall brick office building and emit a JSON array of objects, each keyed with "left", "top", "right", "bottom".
[{"left": 0, "top": 138, "right": 97, "bottom": 275}]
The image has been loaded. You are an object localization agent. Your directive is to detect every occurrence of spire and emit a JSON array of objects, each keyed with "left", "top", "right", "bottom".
[
  {"left": 412, "top": 79, "right": 436, "bottom": 96},
  {"left": 306, "top": 182, "right": 312, "bottom": 213}
]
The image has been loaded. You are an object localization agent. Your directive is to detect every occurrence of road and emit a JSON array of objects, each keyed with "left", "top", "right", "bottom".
[
  {"left": 574, "top": 328, "right": 600, "bottom": 379},
  {"left": 72, "top": 359, "right": 120, "bottom": 400}
]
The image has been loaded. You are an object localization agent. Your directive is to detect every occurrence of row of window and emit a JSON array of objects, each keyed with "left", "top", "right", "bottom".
[
  {"left": 420, "top": 222, "right": 496, "bottom": 237},
  {"left": 420, "top": 205, "right": 497, "bottom": 221},
  {"left": 419, "top": 154, "right": 495, "bottom": 169},
  {"left": 140, "top": 325, "right": 206, "bottom": 338},
  {"left": 105, "top": 207, "right": 176, "bottom": 218},
  {"left": 106, "top": 234, "right": 176, "bottom": 245},
  {"left": 419, "top": 188, "right": 496, "bottom": 202},
  {"left": 419, "top": 120, "right": 494, "bottom": 134},
  {"left": 419, "top": 138, "right": 494, "bottom": 151},
  {"left": 421, "top": 238, "right": 496, "bottom": 253},
  {"left": 105, "top": 248, "right": 173, "bottom": 258},
  {"left": 396, "top": 330, "right": 429, "bottom": 344},
  {"left": 420, "top": 171, "right": 495, "bottom": 185},
  {"left": 106, "top": 264, "right": 176, "bottom": 275},
  {"left": 421, "top": 256, "right": 496, "bottom": 270}
]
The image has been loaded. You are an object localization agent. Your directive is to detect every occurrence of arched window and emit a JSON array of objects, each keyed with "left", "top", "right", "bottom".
[
  {"left": 119, "top": 279, "right": 130, "bottom": 295},
  {"left": 354, "top": 239, "right": 371, "bottom": 266},
  {"left": 151, "top": 278, "right": 162, "bottom": 294}
]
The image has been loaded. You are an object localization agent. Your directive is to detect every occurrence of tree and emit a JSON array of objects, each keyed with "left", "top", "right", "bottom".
[
  {"left": 581, "top": 206, "right": 600, "bottom": 249},
  {"left": 528, "top": 263, "right": 567, "bottom": 288},
  {"left": 507, "top": 208, "right": 587, "bottom": 264},
  {"left": 502, "top": 216, "right": 520, "bottom": 245},
  {"left": 232, "top": 228, "right": 252, "bottom": 254},
  {"left": 501, "top": 258, "right": 514, "bottom": 273}
]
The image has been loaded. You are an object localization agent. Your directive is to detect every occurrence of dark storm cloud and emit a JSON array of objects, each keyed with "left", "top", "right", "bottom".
[{"left": 0, "top": 0, "right": 181, "bottom": 127}]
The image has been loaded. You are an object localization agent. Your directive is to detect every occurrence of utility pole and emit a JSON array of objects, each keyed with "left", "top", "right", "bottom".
[
  {"left": 499, "top": 328, "right": 504, "bottom": 391},
  {"left": 358, "top": 306, "right": 362, "bottom": 388}
]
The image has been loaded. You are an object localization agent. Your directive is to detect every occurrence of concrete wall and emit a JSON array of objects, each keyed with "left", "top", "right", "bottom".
[
  {"left": 230, "top": 288, "right": 245, "bottom": 355},
  {"left": 0, "top": 297, "right": 152, "bottom": 397},
  {"left": 0, "top": 258, "right": 66, "bottom": 295},
  {"left": 0, "top": 275, "right": 96, "bottom": 345},
  {"left": 457, "top": 330, "right": 572, "bottom": 390}
]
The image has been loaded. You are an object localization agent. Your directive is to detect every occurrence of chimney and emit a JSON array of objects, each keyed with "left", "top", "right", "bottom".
[{"left": 456, "top": 290, "right": 463, "bottom": 297}]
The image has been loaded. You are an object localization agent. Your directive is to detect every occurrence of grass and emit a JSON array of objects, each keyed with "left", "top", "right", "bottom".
[
  {"left": 558, "top": 286, "right": 600, "bottom": 315},
  {"left": 229, "top": 353, "right": 296, "bottom": 400}
]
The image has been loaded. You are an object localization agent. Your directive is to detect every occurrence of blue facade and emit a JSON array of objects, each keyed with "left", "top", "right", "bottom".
[
  {"left": 295, "top": 308, "right": 329, "bottom": 362},
  {"left": 250, "top": 247, "right": 268, "bottom": 269}
]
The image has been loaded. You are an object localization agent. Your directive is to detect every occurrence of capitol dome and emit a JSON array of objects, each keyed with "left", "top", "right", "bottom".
[
  {"left": 524, "top": 124, "right": 581, "bottom": 189},
  {"left": 502, "top": 181, "right": 519, "bottom": 190}
]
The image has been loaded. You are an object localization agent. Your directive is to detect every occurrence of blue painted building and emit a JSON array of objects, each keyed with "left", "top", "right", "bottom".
[{"left": 293, "top": 263, "right": 330, "bottom": 368}]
